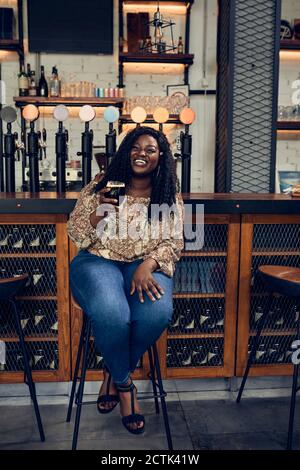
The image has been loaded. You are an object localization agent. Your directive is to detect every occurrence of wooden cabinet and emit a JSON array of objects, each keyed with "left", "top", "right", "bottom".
[
  {"left": 0, "top": 215, "right": 70, "bottom": 383},
  {"left": 236, "top": 214, "right": 300, "bottom": 377}
]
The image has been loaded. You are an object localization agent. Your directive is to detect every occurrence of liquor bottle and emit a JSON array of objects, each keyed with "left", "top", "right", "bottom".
[
  {"left": 215, "top": 305, "right": 225, "bottom": 332},
  {"left": 177, "top": 36, "right": 184, "bottom": 54},
  {"left": 95, "top": 352, "right": 104, "bottom": 369},
  {"left": 253, "top": 305, "right": 264, "bottom": 327},
  {"left": 181, "top": 346, "right": 192, "bottom": 366},
  {"left": 145, "top": 36, "right": 152, "bottom": 53},
  {"left": 28, "top": 70, "right": 37, "bottom": 97},
  {"left": 49, "top": 348, "right": 59, "bottom": 370},
  {"left": 38, "top": 66, "right": 48, "bottom": 97},
  {"left": 207, "top": 345, "right": 222, "bottom": 366},
  {"left": 192, "top": 344, "right": 207, "bottom": 366},
  {"left": 18, "top": 64, "right": 29, "bottom": 96},
  {"left": 184, "top": 300, "right": 195, "bottom": 332},
  {"left": 50, "top": 311, "right": 58, "bottom": 334},
  {"left": 34, "top": 308, "right": 46, "bottom": 334},
  {"left": 26, "top": 63, "right": 31, "bottom": 88},
  {"left": 50, "top": 66, "right": 60, "bottom": 97},
  {"left": 48, "top": 269, "right": 57, "bottom": 294},
  {"left": 198, "top": 299, "right": 211, "bottom": 332},
  {"left": 273, "top": 306, "right": 284, "bottom": 329},
  {"left": 255, "top": 342, "right": 267, "bottom": 363},
  {"left": 0, "top": 227, "right": 9, "bottom": 250},
  {"left": 292, "top": 305, "right": 300, "bottom": 325},
  {"left": 26, "top": 227, "right": 40, "bottom": 252},
  {"left": 268, "top": 341, "right": 284, "bottom": 363},
  {"left": 169, "top": 301, "right": 181, "bottom": 332},
  {"left": 33, "top": 348, "right": 45, "bottom": 370},
  {"left": 166, "top": 345, "right": 178, "bottom": 367},
  {"left": 20, "top": 310, "right": 31, "bottom": 336},
  {"left": 10, "top": 227, "right": 23, "bottom": 251},
  {"left": 31, "top": 268, "right": 44, "bottom": 294}
]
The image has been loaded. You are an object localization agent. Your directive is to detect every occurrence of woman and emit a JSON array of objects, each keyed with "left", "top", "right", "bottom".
[{"left": 67, "top": 126, "right": 184, "bottom": 435}]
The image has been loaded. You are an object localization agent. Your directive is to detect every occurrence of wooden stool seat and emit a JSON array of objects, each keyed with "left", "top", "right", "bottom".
[{"left": 258, "top": 265, "right": 300, "bottom": 298}]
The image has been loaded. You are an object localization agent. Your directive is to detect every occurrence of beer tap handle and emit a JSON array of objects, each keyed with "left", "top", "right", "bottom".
[
  {"left": 42, "top": 128, "right": 47, "bottom": 159},
  {"left": 65, "top": 129, "right": 69, "bottom": 142}
]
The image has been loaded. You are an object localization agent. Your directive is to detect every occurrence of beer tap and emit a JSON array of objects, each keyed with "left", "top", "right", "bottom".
[
  {"left": 20, "top": 130, "right": 27, "bottom": 192},
  {"left": 103, "top": 106, "right": 120, "bottom": 165},
  {"left": 153, "top": 107, "right": 169, "bottom": 132},
  {"left": 178, "top": 108, "right": 196, "bottom": 193},
  {"left": 39, "top": 128, "right": 47, "bottom": 161},
  {"left": 22, "top": 104, "right": 40, "bottom": 193},
  {"left": 53, "top": 105, "right": 69, "bottom": 193},
  {"left": 130, "top": 106, "right": 147, "bottom": 128},
  {"left": 0, "top": 106, "right": 18, "bottom": 192},
  {"left": 77, "top": 105, "right": 95, "bottom": 187}
]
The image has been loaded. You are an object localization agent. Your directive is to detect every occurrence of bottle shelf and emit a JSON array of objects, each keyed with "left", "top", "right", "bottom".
[
  {"left": 173, "top": 293, "right": 225, "bottom": 298},
  {"left": 0, "top": 336, "right": 57, "bottom": 343},
  {"left": 249, "top": 329, "right": 297, "bottom": 337},
  {"left": 15, "top": 295, "right": 57, "bottom": 301},
  {"left": 168, "top": 333, "right": 224, "bottom": 339},
  {"left": 119, "top": 52, "right": 194, "bottom": 65},
  {"left": 14, "top": 97, "right": 124, "bottom": 107},
  {"left": 280, "top": 39, "right": 300, "bottom": 50},
  {"left": 0, "top": 39, "right": 22, "bottom": 52},
  {"left": 0, "top": 253, "right": 56, "bottom": 258},
  {"left": 182, "top": 251, "right": 227, "bottom": 257},
  {"left": 252, "top": 250, "right": 300, "bottom": 256}
]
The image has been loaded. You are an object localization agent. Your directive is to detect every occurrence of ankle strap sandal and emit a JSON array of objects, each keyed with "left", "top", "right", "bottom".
[
  {"left": 116, "top": 381, "right": 145, "bottom": 435},
  {"left": 97, "top": 366, "right": 120, "bottom": 415}
]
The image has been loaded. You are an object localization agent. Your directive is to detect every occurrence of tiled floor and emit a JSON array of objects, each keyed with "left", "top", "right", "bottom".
[{"left": 0, "top": 396, "right": 299, "bottom": 450}]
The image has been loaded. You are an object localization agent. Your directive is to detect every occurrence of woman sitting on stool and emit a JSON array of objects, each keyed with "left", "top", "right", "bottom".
[{"left": 67, "top": 126, "right": 184, "bottom": 435}]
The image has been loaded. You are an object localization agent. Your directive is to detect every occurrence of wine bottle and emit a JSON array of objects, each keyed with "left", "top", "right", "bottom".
[
  {"left": 28, "top": 70, "right": 37, "bottom": 97},
  {"left": 38, "top": 65, "right": 48, "bottom": 97},
  {"left": 50, "top": 66, "right": 60, "bottom": 97},
  {"left": 18, "top": 64, "right": 29, "bottom": 97},
  {"left": 177, "top": 36, "right": 184, "bottom": 54}
]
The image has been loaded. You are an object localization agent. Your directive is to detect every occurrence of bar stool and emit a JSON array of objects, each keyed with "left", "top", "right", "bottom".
[
  {"left": 0, "top": 275, "right": 45, "bottom": 442},
  {"left": 237, "top": 265, "right": 300, "bottom": 450},
  {"left": 66, "top": 300, "right": 173, "bottom": 450}
]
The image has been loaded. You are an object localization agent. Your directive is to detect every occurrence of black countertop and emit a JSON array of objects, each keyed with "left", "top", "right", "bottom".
[{"left": 0, "top": 192, "right": 299, "bottom": 214}]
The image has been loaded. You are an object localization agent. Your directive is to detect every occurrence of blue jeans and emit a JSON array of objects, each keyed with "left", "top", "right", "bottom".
[{"left": 69, "top": 250, "right": 173, "bottom": 385}]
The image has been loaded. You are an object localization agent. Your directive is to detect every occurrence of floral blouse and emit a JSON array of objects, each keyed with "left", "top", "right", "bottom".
[{"left": 67, "top": 175, "right": 185, "bottom": 278}]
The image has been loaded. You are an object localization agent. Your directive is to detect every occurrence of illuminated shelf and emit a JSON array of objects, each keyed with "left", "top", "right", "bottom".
[
  {"left": 119, "top": 52, "right": 194, "bottom": 65},
  {"left": 14, "top": 97, "right": 124, "bottom": 108},
  {"left": 173, "top": 293, "right": 225, "bottom": 298},
  {"left": 168, "top": 333, "right": 224, "bottom": 339},
  {"left": 0, "top": 336, "right": 57, "bottom": 342},
  {"left": 0, "top": 39, "right": 22, "bottom": 52}
]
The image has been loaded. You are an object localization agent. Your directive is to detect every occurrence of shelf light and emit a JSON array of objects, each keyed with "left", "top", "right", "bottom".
[
  {"left": 123, "top": 2, "right": 187, "bottom": 15},
  {"left": 280, "top": 50, "right": 300, "bottom": 61},
  {"left": 124, "top": 62, "right": 185, "bottom": 74}
]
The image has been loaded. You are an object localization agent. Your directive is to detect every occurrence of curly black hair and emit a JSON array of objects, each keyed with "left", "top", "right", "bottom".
[{"left": 93, "top": 126, "right": 180, "bottom": 221}]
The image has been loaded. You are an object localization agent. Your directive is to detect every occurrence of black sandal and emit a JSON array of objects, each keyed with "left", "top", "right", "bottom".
[
  {"left": 97, "top": 367, "right": 120, "bottom": 414},
  {"left": 116, "top": 380, "right": 145, "bottom": 435}
]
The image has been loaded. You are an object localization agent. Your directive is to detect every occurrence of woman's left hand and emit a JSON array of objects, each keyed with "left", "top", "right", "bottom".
[{"left": 130, "top": 259, "right": 165, "bottom": 303}]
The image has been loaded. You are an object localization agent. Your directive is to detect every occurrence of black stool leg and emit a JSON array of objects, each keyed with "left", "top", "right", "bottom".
[
  {"left": 67, "top": 315, "right": 87, "bottom": 422},
  {"left": 148, "top": 347, "right": 160, "bottom": 414},
  {"left": 11, "top": 299, "right": 45, "bottom": 442},
  {"left": 72, "top": 319, "right": 91, "bottom": 451},
  {"left": 237, "top": 293, "right": 273, "bottom": 403},
  {"left": 152, "top": 343, "right": 173, "bottom": 451},
  {"left": 287, "top": 316, "right": 300, "bottom": 450}
]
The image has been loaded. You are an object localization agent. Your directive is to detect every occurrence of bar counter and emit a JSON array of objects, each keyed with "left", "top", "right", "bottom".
[
  {"left": 0, "top": 191, "right": 299, "bottom": 214},
  {"left": 0, "top": 191, "right": 300, "bottom": 383}
]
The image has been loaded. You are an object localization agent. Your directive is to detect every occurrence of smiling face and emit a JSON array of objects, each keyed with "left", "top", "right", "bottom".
[{"left": 130, "top": 134, "right": 160, "bottom": 176}]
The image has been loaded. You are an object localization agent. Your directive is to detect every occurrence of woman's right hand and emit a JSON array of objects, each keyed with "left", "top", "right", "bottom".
[{"left": 90, "top": 186, "right": 119, "bottom": 228}]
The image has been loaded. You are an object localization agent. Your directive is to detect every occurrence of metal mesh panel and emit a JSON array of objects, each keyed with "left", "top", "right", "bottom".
[
  {"left": 169, "top": 297, "right": 225, "bottom": 334},
  {"left": 0, "top": 257, "right": 57, "bottom": 296},
  {"left": 2, "top": 341, "right": 58, "bottom": 371},
  {"left": 168, "top": 223, "right": 228, "bottom": 369},
  {"left": 167, "top": 338, "right": 224, "bottom": 368},
  {"left": 215, "top": 0, "right": 280, "bottom": 192},
  {"left": 0, "top": 299, "right": 58, "bottom": 337},
  {"left": 215, "top": 0, "right": 231, "bottom": 192},
  {"left": 248, "top": 223, "right": 300, "bottom": 365},
  {"left": 173, "top": 255, "right": 227, "bottom": 294},
  {"left": 0, "top": 225, "right": 56, "bottom": 254}
]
